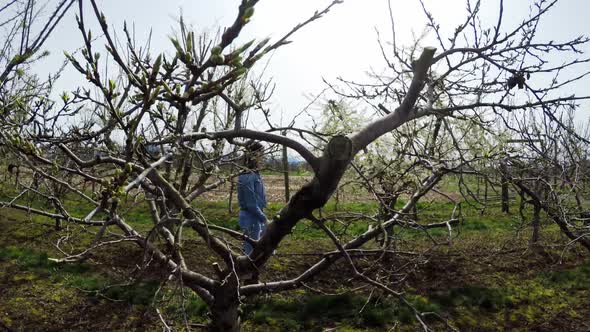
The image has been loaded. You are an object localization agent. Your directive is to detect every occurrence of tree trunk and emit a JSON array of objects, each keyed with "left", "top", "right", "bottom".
[
  {"left": 209, "top": 282, "right": 241, "bottom": 332},
  {"left": 209, "top": 301, "right": 240, "bottom": 332}
]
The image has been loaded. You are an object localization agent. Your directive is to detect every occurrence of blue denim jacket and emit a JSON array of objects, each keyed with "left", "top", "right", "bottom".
[
  {"left": 237, "top": 172, "right": 267, "bottom": 255},
  {"left": 237, "top": 172, "right": 267, "bottom": 226}
]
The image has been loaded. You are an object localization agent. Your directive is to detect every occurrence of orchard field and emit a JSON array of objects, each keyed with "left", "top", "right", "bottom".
[
  {"left": 1, "top": 174, "right": 589, "bottom": 331},
  {"left": 2, "top": 0, "right": 590, "bottom": 330}
]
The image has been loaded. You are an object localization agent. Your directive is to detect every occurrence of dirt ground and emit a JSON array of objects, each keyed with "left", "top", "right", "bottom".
[
  {"left": 201, "top": 174, "right": 401, "bottom": 203},
  {"left": 201, "top": 174, "right": 467, "bottom": 205},
  {"left": 200, "top": 175, "right": 311, "bottom": 202}
]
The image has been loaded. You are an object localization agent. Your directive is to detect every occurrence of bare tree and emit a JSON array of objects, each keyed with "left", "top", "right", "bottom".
[
  {"left": 503, "top": 110, "right": 590, "bottom": 251},
  {"left": 1, "top": 0, "right": 589, "bottom": 330}
]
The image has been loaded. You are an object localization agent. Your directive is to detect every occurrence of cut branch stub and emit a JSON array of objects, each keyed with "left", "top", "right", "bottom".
[
  {"left": 326, "top": 135, "right": 353, "bottom": 160},
  {"left": 303, "top": 135, "right": 353, "bottom": 209},
  {"left": 314, "top": 135, "right": 353, "bottom": 204}
]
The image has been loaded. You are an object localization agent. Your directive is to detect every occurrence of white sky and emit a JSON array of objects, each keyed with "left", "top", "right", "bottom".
[{"left": 34, "top": 0, "right": 590, "bottom": 128}]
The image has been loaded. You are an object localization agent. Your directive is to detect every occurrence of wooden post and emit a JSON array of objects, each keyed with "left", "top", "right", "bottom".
[
  {"left": 500, "top": 159, "right": 509, "bottom": 213},
  {"left": 531, "top": 203, "right": 541, "bottom": 245},
  {"left": 228, "top": 181, "right": 235, "bottom": 213},
  {"left": 501, "top": 177, "right": 509, "bottom": 213},
  {"left": 55, "top": 215, "right": 62, "bottom": 230},
  {"left": 228, "top": 146, "right": 239, "bottom": 213},
  {"left": 411, "top": 203, "right": 418, "bottom": 221},
  {"left": 52, "top": 200, "right": 62, "bottom": 230},
  {"left": 482, "top": 178, "right": 489, "bottom": 215},
  {"left": 282, "top": 131, "right": 290, "bottom": 202}
]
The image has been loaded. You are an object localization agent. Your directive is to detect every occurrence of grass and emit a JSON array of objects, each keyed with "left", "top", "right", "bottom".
[
  {"left": 0, "top": 240, "right": 159, "bottom": 330},
  {"left": 194, "top": 197, "right": 527, "bottom": 246},
  {"left": 0, "top": 209, "right": 587, "bottom": 331},
  {"left": 0, "top": 179, "right": 589, "bottom": 330},
  {"left": 242, "top": 293, "right": 402, "bottom": 331},
  {"left": 541, "top": 261, "right": 590, "bottom": 290},
  {"left": 240, "top": 265, "right": 590, "bottom": 332},
  {"left": 0, "top": 244, "right": 159, "bottom": 305}
]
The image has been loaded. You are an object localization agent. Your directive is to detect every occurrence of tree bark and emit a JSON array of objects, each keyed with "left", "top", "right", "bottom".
[{"left": 209, "top": 286, "right": 241, "bottom": 332}]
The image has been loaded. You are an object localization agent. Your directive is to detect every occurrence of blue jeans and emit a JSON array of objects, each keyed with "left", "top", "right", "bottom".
[{"left": 239, "top": 211, "right": 267, "bottom": 256}]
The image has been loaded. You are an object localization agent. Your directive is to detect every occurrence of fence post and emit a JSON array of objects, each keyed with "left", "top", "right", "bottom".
[{"left": 282, "top": 130, "right": 290, "bottom": 202}]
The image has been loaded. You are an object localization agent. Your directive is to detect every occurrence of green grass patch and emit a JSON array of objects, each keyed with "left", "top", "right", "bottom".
[
  {"left": 0, "top": 244, "right": 158, "bottom": 306},
  {"left": 68, "top": 275, "right": 160, "bottom": 305},
  {"left": 242, "top": 293, "right": 441, "bottom": 330},
  {"left": 431, "top": 286, "right": 511, "bottom": 312},
  {"left": 540, "top": 262, "right": 590, "bottom": 290}
]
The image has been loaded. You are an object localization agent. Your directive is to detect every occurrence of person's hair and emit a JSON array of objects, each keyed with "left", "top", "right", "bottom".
[{"left": 244, "top": 141, "right": 264, "bottom": 170}]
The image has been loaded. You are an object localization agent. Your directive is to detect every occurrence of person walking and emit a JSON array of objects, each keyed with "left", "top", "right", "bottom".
[{"left": 237, "top": 141, "right": 267, "bottom": 257}]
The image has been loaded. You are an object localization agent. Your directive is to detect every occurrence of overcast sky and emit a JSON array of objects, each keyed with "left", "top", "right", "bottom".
[{"left": 35, "top": 0, "right": 590, "bottom": 127}]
